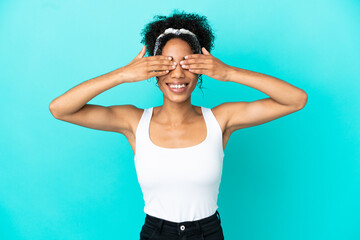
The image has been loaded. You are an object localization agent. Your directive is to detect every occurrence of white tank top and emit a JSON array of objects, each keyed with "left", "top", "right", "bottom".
[{"left": 134, "top": 106, "right": 225, "bottom": 222}]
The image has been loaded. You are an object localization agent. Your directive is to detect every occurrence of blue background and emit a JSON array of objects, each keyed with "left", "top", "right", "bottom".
[{"left": 1, "top": 0, "right": 359, "bottom": 239}]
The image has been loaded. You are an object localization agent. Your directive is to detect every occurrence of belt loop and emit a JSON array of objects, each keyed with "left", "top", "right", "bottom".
[
  {"left": 158, "top": 219, "right": 164, "bottom": 234},
  {"left": 194, "top": 221, "right": 205, "bottom": 240},
  {"left": 216, "top": 210, "right": 221, "bottom": 224}
]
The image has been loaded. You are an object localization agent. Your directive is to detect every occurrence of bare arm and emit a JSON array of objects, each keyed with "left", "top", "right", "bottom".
[
  {"left": 49, "top": 68, "right": 125, "bottom": 118},
  {"left": 48, "top": 46, "right": 174, "bottom": 134},
  {"left": 216, "top": 66, "right": 308, "bottom": 134},
  {"left": 48, "top": 68, "right": 136, "bottom": 134}
]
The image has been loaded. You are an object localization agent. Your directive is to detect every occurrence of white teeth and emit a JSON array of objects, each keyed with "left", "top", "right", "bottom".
[{"left": 169, "top": 84, "right": 186, "bottom": 89}]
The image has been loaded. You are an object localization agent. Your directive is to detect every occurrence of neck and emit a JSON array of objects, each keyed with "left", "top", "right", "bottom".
[{"left": 156, "top": 99, "right": 198, "bottom": 126}]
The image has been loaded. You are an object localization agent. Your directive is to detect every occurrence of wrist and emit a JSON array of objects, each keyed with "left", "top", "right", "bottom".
[
  {"left": 224, "top": 65, "right": 237, "bottom": 82},
  {"left": 114, "top": 68, "right": 129, "bottom": 84}
]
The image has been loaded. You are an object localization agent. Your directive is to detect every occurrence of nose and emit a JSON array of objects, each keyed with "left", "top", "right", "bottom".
[{"left": 170, "top": 62, "right": 186, "bottom": 78}]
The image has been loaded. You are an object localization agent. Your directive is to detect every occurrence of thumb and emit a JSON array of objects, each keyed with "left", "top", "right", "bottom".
[
  {"left": 201, "top": 47, "right": 211, "bottom": 56},
  {"left": 136, "top": 45, "right": 146, "bottom": 59}
]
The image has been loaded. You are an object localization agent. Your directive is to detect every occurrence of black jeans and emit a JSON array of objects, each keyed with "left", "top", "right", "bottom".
[{"left": 139, "top": 210, "right": 224, "bottom": 240}]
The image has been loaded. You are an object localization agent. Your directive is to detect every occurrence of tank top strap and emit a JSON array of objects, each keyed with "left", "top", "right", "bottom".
[
  {"left": 135, "top": 107, "right": 153, "bottom": 147},
  {"left": 202, "top": 106, "right": 224, "bottom": 149},
  {"left": 136, "top": 106, "right": 224, "bottom": 155}
]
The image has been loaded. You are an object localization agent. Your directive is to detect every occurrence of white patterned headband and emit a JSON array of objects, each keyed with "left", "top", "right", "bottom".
[{"left": 153, "top": 28, "right": 201, "bottom": 56}]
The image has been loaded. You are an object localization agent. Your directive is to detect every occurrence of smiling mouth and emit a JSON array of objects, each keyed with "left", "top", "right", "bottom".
[
  {"left": 165, "top": 82, "right": 189, "bottom": 93},
  {"left": 166, "top": 83, "right": 190, "bottom": 86}
]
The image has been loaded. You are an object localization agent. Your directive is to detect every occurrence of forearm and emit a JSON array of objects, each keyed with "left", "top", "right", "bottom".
[
  {"left": 226, "top": 66, "right": 307, "bottom": 107},
  {"left": 49, "top": 68, "right": 126, "bottom": 117}
]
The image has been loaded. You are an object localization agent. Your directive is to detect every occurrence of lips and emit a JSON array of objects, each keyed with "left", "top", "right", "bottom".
[{"left": 166, "top": 82, "right": 189, "bottom": 93}]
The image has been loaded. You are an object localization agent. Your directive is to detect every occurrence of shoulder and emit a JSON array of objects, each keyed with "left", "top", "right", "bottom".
[
  {"left": 210, "top": 102, "right": 247, "bottom": 134},
  {"left": 209, "top": 103, "right": 229, "bottom": 134},
  {"left": 111, "top": 104, "right": 145, "bottom": 136}
]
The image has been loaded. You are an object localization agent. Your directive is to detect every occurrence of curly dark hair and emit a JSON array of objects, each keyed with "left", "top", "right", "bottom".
[{"left": 140, "top": 9, "right": 216, "bottom": 91}]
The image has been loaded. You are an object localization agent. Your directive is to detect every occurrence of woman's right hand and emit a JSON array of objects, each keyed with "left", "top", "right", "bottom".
[{"left": 118, "top": 46, "right": 175, "bottom": 83}]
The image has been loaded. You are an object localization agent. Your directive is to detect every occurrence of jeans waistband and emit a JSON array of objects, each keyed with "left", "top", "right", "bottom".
[{"left": 144, "top": 210, "right": 222, "bottom": 237}]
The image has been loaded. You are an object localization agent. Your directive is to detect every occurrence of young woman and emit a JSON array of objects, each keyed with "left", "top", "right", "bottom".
[{"left": 49, "top": 10, "right": 307, "bottom": 240}]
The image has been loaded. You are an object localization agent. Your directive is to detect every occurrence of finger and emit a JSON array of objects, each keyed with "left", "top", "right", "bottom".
[
  {"left": 137, "top": 46, "right": 146, "bottom": 59},
  {"left": 149, "top": 55, "right": 173, "bottom": 61},
  {"left": 148, "top": 58, "right": 175, "bottom": 66},
  {"left": 180, "top": 58, "right": 211, "bottom": 65},
  {"left": 181, "top": 63, "right": 210, "bottom": 69},
  {"left": 149, "top": 70, "right": 169, "bottom": 78},
  {"left": 148, "top": 64, "right": 176, "bottom": 71},
  {"left": 184, "top": 53, "right": 202, "bottom": 59},
  {"left": 201, "top": 47, "right": 212, "bottom": 55},
  {"left": 188, "top": 68, "right": 203, "bottom": 74}
]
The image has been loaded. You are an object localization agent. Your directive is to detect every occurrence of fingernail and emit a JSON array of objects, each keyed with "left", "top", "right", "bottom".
[
  {"left": 184, "top": 56, "right": 188, "bottom": 59},
  {"left": 168, "top": 57, "right": 172, "bottom": 60}
]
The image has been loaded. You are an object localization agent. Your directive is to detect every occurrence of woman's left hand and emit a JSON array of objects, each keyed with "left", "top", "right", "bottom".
[{"left": 180, "top": 47, "right": 233, "bottom": 82}]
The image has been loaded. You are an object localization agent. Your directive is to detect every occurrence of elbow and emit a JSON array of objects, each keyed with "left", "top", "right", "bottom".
[
  {"left": 49, "top": 101, "right": 60, "bottom": 119},
  {"left": 296, "top": 90, "right": 308, "bottom": 109}
]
